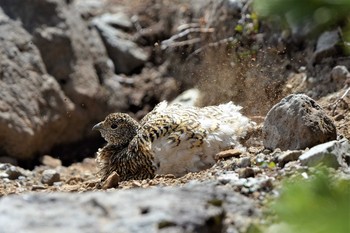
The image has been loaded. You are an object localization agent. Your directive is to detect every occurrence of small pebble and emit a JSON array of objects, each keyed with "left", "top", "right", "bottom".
[
  {"left": 260, "top": 179, "right": 274, "bottom": 191},
  {"left": 53, "top": 182, "right": 63, "bottom": 187},
  {"left": 41, "top": 169, "right": 60, "bottom": 186},
  {"left": 102, "top": 171, "right": 120, "bottom": 189},
  {"left": 3, "top": 178, "right": 10, "bottom": 183},
  {"left": 277, "top": 150, "right": 303, "bottom": 167},
  {"left": 164, "top": 174, "right": 176, "bottom": 179},
  {"left": 334, "top": 114, "right": 344, "bottom": 121},
  {"left": 238, "top": 168, "right": 255, "bottom": 178},
  {"left": 41, "top": 155, "right": 62, "bottom": 168},
  {"left": 132, "top": 180, "right": 142, "bottom": 187},
  {"left": 262, "top": 149, "right": 272, "bottom": 155},
  {"left": 239, "top": 157, "right": 251, "bottom": 168},
  {"left": 32, "top": 185, "right": 46, "bottom": 190},
  {"left": 255, "top": 153, "right": 266, "bottom": 164},
  {"left": 6, "top": 165, "right": 24, "bottom": 180},
  {"left": 0, "top": 171, "right": 9, "bottom": 178},
  {"left": 301, "top": 172, "right": 309, "bottom": 179}
]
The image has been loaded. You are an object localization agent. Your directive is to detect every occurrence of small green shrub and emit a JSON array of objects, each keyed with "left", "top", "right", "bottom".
[{"left": 272, "top": 170, "right": 350, "bottom": 233}]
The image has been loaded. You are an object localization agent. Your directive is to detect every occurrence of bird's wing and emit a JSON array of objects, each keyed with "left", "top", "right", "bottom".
[
  {"left": 199, "top": 101, "right": 253, "bottom": 137},
  {"left": 139, "top": 101, "right": 169, "bottom": 125},
  {"left": 132, "top": 110, "right": 203, "bottom": 150},
  {"left": 129, "top": 107, "right": 210, "bottom": 174},
  {"left": 128, "top": 101, "right": 253, "bottom": 176}
]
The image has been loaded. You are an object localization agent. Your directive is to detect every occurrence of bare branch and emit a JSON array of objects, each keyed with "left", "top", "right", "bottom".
[{"left": 161, "top": 27, "right": 214, "bottom": 49}]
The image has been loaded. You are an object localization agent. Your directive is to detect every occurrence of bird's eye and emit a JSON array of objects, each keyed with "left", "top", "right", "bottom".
[{"left": 111, "top": 124, "right": 118, "bottom": 129}]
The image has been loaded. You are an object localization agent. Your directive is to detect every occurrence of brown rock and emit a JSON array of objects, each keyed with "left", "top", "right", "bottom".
[
  {"left": 41, "top": 155, "right": 62, "bottom": 168},
  {"left": 101, "top": 171, "right": 120, "bottom": 189},
  {"left": 238, "top": 157, "right": 251, "bottom": 168},
  {"left": 238, "top": 168, "right": 255, "bottom": 178},
  {"left": 215, "top": 149, "right": 242, "bottom": 160}
]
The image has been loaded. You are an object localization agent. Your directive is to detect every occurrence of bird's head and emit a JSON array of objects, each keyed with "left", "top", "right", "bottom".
[{"left": 92, "top": 113, "right": 139, "bottom": 146}]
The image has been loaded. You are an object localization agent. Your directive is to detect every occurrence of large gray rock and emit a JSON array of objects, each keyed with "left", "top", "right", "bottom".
[
  {"left": 263, "top": 94, "right": 337, "bottom": 150},
  {"left": 0, "top": 0, "right": 128, "bottom": 159},
  {"left": 0, "top": 182, "right": 259, "bottom": 233},
  {"left": 0, "top": 0, "right": 127, "bottom": 115},
  {"left": 0, "top": 9, "right": 77, "bottom": 159},
  {"left": 299, "top": 139, "right": 350, "bottom": 168}
]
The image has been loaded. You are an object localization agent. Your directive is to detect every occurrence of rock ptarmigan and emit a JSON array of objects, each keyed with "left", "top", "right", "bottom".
[{"left": 93, "top": 101, "right": 253, "bottom": 182}]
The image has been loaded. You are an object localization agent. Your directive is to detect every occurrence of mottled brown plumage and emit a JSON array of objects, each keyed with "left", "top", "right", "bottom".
[
  {"left": 93, "top": 113, "right": 155, "bottom": 181},
  {"left": 93, "top": 101, "right": 253, "bottom": 182}
]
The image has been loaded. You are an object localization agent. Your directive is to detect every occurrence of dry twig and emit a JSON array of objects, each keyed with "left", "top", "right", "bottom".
[
  {"left": 161, "top": 27, "right": 214, "bottom": 50},
  {"left": 332, "top": 86, "right": 350, "bottom": 116}
]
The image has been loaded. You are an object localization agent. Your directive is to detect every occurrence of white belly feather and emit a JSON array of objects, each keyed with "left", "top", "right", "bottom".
[{"left": 148, "top": 102, "right": 253, "bottom": 176}]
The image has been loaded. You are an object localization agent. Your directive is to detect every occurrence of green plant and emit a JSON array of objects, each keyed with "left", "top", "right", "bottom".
[
  {"left": 253, "top": 0, "right": 350, "bottom": 54},
  {"left": 254, "top": 0, "right": 349, "bottom": 30},
  {"left": 272, "top": 170, "right": 350, "bottom": 233}
]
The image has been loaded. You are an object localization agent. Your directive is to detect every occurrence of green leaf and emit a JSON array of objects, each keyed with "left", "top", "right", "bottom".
[{"left": 272, "top": 169, "right": 350, "bottom": 233}]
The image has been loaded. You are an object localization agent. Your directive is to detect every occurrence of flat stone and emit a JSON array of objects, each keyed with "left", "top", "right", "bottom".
[
  {"left": 299, "top": 139, "right": 350, "bottom": 168},
  {"left": 215, "top": 149, "right": 242, "bottom": 160},
  {"left": 276, "top": 150, "right": 303, "bottom": 167},
  {"left": 0, "top": 182, "right": 259, "bottom": 233}
]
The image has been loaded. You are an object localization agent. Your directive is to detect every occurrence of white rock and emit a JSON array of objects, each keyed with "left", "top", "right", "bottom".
[{"left": 299, "top": 139, "right": 350, "bottom": 168}]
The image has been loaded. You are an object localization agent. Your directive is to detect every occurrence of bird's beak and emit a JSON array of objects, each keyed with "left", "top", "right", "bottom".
[{"left": 92, "top": 122, "right": 103, "bottom": 131}]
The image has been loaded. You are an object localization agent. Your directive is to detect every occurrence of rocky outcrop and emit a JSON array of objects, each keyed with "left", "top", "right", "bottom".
[
  {"left": 0, "top": 9, "right": 75, "bottom": 159},
  {"left": 0, "top": 0, "right": 128, "bottom": 160},
  {"left": 1, "top": 0, "right": 127, "bottom": 111},
  {"left": 262, "top": 94, "right": 337, "bottom": 150},
  {"left": 93, "top": 14, "right": 150, "bottom": 74},
  {"left": 0, "top": 182, "right": 259, "bottom": 233}
]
